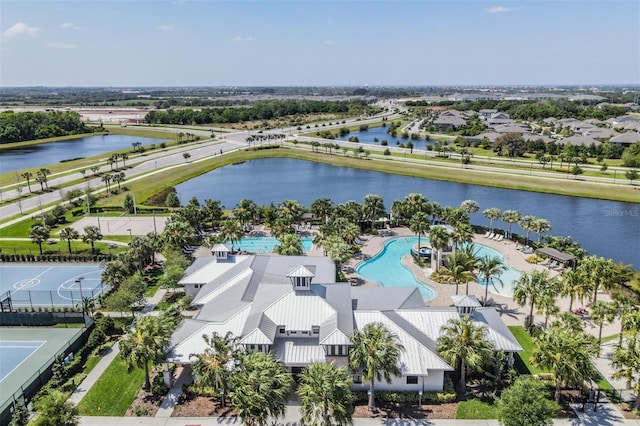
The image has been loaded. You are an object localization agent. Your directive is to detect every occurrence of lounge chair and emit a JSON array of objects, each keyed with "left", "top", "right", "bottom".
[
  {"left": 491, "top": 233, "right": 500, "bottom": 240},
  {"left": 495, "top": 235, "right": 503, "bottom": 242},
  {"left": 486, "top": 232, "right": 495, "bottom": 239},
  {"left": 483, "top": 231, "right": 491, "bottom": 238}
]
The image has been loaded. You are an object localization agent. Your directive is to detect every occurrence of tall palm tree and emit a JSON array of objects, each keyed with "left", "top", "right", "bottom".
[
  {"left": 82, "top": 225, "right": 102, "bottom": 254},
  {"left": 277, "top": 199, "right": 304, "bottom": 229},
  {"left": 362, "top": 194, "right": 386, "bottom": 231},
  {"left": 229, "top": 351, "right": 293, "bottom": 426},
  {"left": 119, "top": 315, "right": 170, "bottom": 391},
  {"left": 21, "top": 171, "right": 33, "bottom": 193},
  {"left": 349, "top": 322, "right": 404, "bottom": 410},
  {"left": 404, "top": 193, "right": 431, "bottom": 217},
  {"left": 482, "top": 208, "right": 502, "bottom": 233},
  {"left": 274, "top": 234, "right": 304, "bottom": 255},
  {"left": 59, "top": 227, "right": 79, "bottom": 254},
  {"left": 459, "top": 199, "right": 479, "bottom": 214},
  {"left": 451, "top": 223, "right": 473, "bottom": 255},
  {"left": 611, "top": 338, "right": 640, "bottom": 402},
  {"left": 439, "top": 251, "right": 476, "bottom": 295},
  {"left": 437, "top": 316, "right": 494, "bottom": 391},
  {"left": 298, "top": 362, "right": 354, "bottom": 426},
  {"left": 532, "top": 326, "right": 598, "bottom": 403},
  {"left": 219, "top": 219, "right": 244, "bottom": 247},
  {"left": 518, "top": 215, "right": 537, "bottom": 246},
  {"left": 501, "top": 210, "right": 521, "bottom": 240},
  {"left": 589, "top": 301, "right": 615, "bottom": 345},
  {"left": 30, "top": 224, "right": 50, "bottom": 255},
  {"left": 559, "top": 268, "right": 588, "bottom": 312},
  {"left": 477, "top": 255, "right": 506, "bottom": 306},
  {"left": 409, "top": 211, "right": 430, "bottom": 260},
  {"left": 532, "top": 218, "right": 551, "bottom": 243},
  {"left": 310, "top": 198, "right": 334, "bottom": 225},
  {"left": 162, "top": 218, "right": 196, "bottom": 250},
  {"left": 513, "top": 270, "right": 552, "bottom": 328},
  {"left": 233, "top": 199, "right": 257, "bottom": 226},
  {"left": 191, "top": 332, "right": 241, "bottom": 397},
  {"left": 428, "top": 225, "right": 450, "bottom": 272}
]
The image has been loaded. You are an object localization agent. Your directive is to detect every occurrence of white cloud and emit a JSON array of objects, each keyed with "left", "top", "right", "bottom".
[
  {"left": 46, "top": 42, "right": 77, "bottom": 49},
  {"left": 158, "top": 24, "right": 174, "bottom": 31},
  {"left": 3, "top": 22, "right": 40, "bottom": 38},
  {"left": 61, "top": 22, "right": 81, "bottom": 30},
  {"left": 487, "top": 6, "right": 514, "bottom": 13},
  {"left": 232, "top": 36, "right": 254, "bottom": 42},
  {"left": 324, "top": 40, "right": 335, "bottom": 45}
]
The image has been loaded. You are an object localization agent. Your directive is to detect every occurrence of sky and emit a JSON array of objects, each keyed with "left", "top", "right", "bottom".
[{"left": 1, "top": 0, "right": 639, "bottom": 87}]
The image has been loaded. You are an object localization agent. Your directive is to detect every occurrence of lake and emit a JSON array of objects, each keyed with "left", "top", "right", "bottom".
[
  {"left": 175, "top": 158, "right": 640, "bottom": 268},
  {"left": 334, "top": 125, "right": 434, "bottom": 150},
  {"left": 0, "top": 134, "right": 167, "bottom": 172}
]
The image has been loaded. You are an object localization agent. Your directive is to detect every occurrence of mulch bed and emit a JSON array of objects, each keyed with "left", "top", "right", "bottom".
[
  {"left": 126, "top": 388, "right": 164, "bottom": 417},
  {"left": 353, "top": 402, "right": 457, "bottom": 419},
  {"left": 171, "top": 394, "right": 238, "bottom": 418}
]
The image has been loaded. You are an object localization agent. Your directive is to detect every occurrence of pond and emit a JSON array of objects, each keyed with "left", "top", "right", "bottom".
[
  {"left": 174, "top": 158, "right": 640, "bottom": 268},
  {"left": 333, "top": 125, "right": 434, "bottom": 150},
  {"left": 1, "top": 134, "right": 167, "bottom": 172}
]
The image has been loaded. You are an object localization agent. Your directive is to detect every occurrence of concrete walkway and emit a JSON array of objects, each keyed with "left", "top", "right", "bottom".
[
  {"left": 155, "top": 366, "right": 191, "bottom": 418},
  {"left": 67, "top": 288, "right": 167, "bottom": 405}
]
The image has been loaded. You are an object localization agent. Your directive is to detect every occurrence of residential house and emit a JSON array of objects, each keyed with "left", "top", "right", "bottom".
[
  {"left": 610, "top": 132, "right": 640, "bottom": 147},
  {"left": 560, "top": 135, "right": 601, "bottom": 146}
]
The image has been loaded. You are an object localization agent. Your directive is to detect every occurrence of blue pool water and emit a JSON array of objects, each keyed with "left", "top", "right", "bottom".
[
  {"left": 356, "top": 237, "right": 436, "bottom": 300},
  {"left": 229, "top": 237, "right": 313, "bottom": 253},
  {"left": 355, "top": 236, "right": 523, "bottom": 300}
]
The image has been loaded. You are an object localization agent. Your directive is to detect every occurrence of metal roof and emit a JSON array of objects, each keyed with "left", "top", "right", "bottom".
[
  {"left": 451, "top": 295, "right": 481, "bottom": 308},
  {"left": 287, "top": 265, "right": 315, "bottom": 278},
  {"left": 351, "top": 287, "right": 424, "bottom": 311},
  {"left": 273, "top": 339, "right": 326, "bottom": 366},
  {"left": 535, "top": 247, "right": 577, "bottom": 263},
  {"left": 472, "top": 308, "right": 523, "bottom": 352}
]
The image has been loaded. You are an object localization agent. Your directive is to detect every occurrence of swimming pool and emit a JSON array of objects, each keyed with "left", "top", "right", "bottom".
[
  {"left": 229, "top": 237, "right": 314, "bottom": 253},
  {"left": 355, "top": 237, "right": 522, "bottom": 299},
  {"left": 355, "top": 237, "right": 436, "bottom": 300}
]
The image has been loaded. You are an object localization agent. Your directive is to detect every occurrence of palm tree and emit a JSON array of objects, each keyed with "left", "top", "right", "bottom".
[
  {"left": 191, "top": 332, "right": 241, "bottom": 398},
  {"left": 82, "top": 225, "right": 102, "bottom": 254},
  {"left": 404, "top": 193, "right": 431, "bottom": 217},
  {"left": 30, "top": 224, "right": 50, "bottom": 255},
  {"left": 59, "top": 227, "right": 79, "bottom": 254},
  {"left": 451, "top": 222, "right": 473, "bottom": 255},
  {"left": 362, "top": 194, "right": 386, "bottom": 230},
  {"left": 532, "top": 326, "right": 598, "bottom": 403},
  {"left": 349, "top": 322, "right": 404, "bottom": 410},
  {"left": 559, "top": 268, "right": 588, "bottom": 312},
  {"left": 162, "top": 218, "right": 197, "bottom": 249},
  {"left": 439, "top": 251, "right": 476, "bottom": 295},
  {"left": 202, "top": 199, "right": 224, "bottom": 228},
  {"left": 277, "top": 199, "right": 304, "bottom": 229},
  {"left": 21, "top": 171, "right": 33, "bottom": 193},
  {"left": 101, "top": 173, "right": 112, "bottom": 193},
  {"left": 518, "top": 215, "right": 537, "bottom": 246},
  {"left": 37, "top": 168, "right": 51, "bottom": 190},
  {"left": 501, "top": 210, "right": 521, "bottom": 240},
  {"left": 590, "top": 301, "right": 616, "bottom": 345},
  {"left": 274, "top": 234, "right": 304, "bottom": 255},
  {"left": 611, "top": 333, "right": 640, "bottom": 403},
  {"left": 229, "top": 351, "right": 293, "bottom": 426},
  {"left": 477, "top": 255, "right": 506, "bottom": 306},
  {"left": 482, "top": 208, "right": 502, "bottom": 233},
  {"left": 459, "top": 199, "right": 479, "bottom": 214},
  {"left": 532, "top": 218, "right": 551, "bottom": 243},
  {"left": 219, "top": 219, "right": 244, "bottom": 247},
  {"left": 409, "top": 211, "right": 430, "bottom": 260},
  {"left": 233, "top": 199, "right": 257, "bottom": 226},
  {"left": 513, "top": 270, "right": 552, "bottom": 328},
  {"left": 119, "top": 315, "right": 170, "bottom": 391},
  {"left": 310, "top": 198, "right": 334, "bottom": 226},
  {"left": 112, "top": 172, "right": 125, "bottom": 191},
  {"left": 298, "top": 362, "right": 354, "bottom": 426},
  {"left": 428, "top": 225, "right": 450, "bottom": 272},
  {"left": 437, "top": 316, "right": 494, "bottom": 391}
]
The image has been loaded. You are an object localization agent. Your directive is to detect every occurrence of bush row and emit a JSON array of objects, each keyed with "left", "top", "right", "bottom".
[{"left": 0, "top": 253, "right": 115, "bottom": 262}]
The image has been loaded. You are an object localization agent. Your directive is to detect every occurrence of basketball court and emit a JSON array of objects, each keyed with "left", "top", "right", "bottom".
[{"left": 0, "top": 264, "right": 106, "bottom": 308}]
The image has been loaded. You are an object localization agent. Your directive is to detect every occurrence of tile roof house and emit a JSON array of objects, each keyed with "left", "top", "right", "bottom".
[
  {"left": 432, "top": 114, "right": 467, "bottom": 132},
  {"left": 610, "top": 131, "right": 640, "bottom": 147},
  {"left": 560, "top": 135, "right": 601, "bottom": 146},
  {"left": 167, "top": 252, "right": 522, "bottom": 392}
]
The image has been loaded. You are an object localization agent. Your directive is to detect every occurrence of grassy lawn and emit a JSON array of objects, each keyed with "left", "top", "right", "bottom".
[
  {"left": 77, "top": 355, "right": 145, "bottom": 416},
  {"left": 455, "top": 398, "right": 498, "bottom": 419},
  {"left": 509, "top": 326, "right": 545, "bottom": 375}
]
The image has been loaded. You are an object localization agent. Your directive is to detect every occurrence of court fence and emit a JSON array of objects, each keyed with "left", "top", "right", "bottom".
[
  {"left": 0, "top": 253, "right": 115, "bottom": 263},
  {"left": 0, "top": 311, "right": 88, "bottom": 326},
  {"left": 1, "top": 285, "right": 111, "bottom": 310},
  {"left": 0, "top": 324, "right": 93, "bottom": 426}
]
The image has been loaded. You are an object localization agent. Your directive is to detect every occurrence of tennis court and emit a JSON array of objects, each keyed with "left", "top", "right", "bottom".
[
  {"left": 0, "top": 341, "right": 43, "bottom": 382},
  {"left": 0, "top": 264, "right": 106, "bottom": 308}
]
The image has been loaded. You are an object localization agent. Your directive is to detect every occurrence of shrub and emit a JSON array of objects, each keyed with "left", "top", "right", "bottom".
[
  {"left": 383, "top": 149, "right": 391, "bottom": 156},
  {"left": 151, "top": 373, "right": 168, "bottom": 396}
]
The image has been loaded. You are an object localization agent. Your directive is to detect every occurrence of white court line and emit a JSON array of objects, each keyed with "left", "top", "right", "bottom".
[
  {"left": 0, "top": 340, "right": 45, "bottom": 383},
  {"left": 11, "top": 266, "right": 54, "bottom": 292}
]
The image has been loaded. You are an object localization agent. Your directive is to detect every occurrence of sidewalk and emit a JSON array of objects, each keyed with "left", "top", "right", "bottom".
[{"left": 67, "top": 289, "right": 167, "bottom": 405}]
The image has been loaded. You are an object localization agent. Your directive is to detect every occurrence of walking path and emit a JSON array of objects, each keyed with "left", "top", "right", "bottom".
[{"left": 67, "top": 289, "right": 167, "bottom": 405}]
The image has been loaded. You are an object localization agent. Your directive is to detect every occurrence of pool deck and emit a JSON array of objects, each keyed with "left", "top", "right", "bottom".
[{"left": 342, "top": 227, "right": 619, "bottom": 333}]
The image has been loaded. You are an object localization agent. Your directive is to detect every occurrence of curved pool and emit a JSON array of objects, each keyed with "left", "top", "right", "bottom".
[
  {"left": 355, "top": 236, "right": 522, "bottom": 300},
  {"left": 229, "top": 237, "right": 314, "bottom": 253},
  {"left": 355, "top": 236, "right": 436, "bottom": 300}
]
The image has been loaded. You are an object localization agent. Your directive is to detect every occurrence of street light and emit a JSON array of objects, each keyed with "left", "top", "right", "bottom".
[
  {"left": 126, "top": 228, "right": 132, "bottom": 241},
  {"left": 418, "top": 390, "right": 423, "bottom": 411},
  {"left": 75, "top": 277, "right": 85, "bottom": 301}
]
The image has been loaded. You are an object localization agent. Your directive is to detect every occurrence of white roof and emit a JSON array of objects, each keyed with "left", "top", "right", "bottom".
[
  {"left": 273, "top": 339, "right": 326, "bottom": 366},
  {"left": 179, "top": 255, "right": 251, "bottom": 285},
  {"left": 354, "top": 311, "right": 453, "bottom": 375},
  {"left": 167, "top": 306, "right": 250, "bottom": 363},
  {"left": 287, "top": 265, "right": 315, "bottom": 278},
  {"left": 264, "top": 291, "right": 335, "bottom": 330}
]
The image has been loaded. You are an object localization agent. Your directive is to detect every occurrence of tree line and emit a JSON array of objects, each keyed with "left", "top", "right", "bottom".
[
  {"left": 143, "top": 99, "right": 374, "bottom": 125},
  {"left": 0, "top": 110, "right": 97, "bottom": 144}
]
